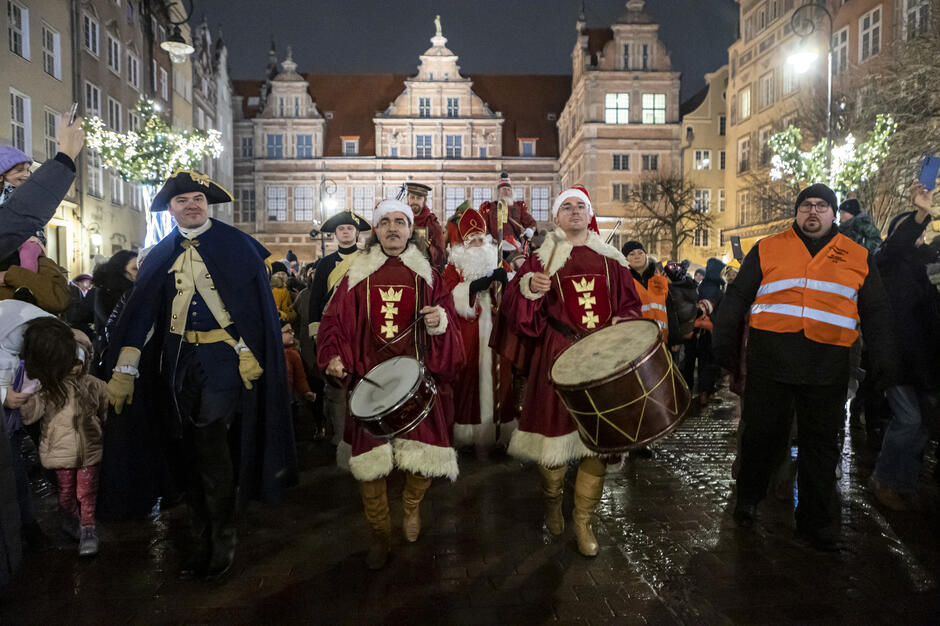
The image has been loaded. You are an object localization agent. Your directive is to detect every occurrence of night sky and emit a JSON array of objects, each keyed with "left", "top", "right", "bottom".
[{"left": 195, "top": 0, "right": 738, "bottom": 101}]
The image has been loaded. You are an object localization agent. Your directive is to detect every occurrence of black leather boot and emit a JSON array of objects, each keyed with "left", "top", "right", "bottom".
[{"left": 195, "top": 421, "right": 237, "bottom": 582}]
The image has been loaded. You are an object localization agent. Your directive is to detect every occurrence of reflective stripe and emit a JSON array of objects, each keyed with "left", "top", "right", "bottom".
[
  {"left": 750, "top": 303, "right": 858, "bottom": 330},
  {"left": 756, "top": 277, "right": 858, "bottom": 301},
  {"left": 641, "top": 303, "right": 667, "bottom": 313}
]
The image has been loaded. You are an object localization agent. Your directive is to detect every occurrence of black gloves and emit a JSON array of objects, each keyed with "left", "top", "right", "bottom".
[
  {"left": 491, "top": 267, "right": 508, "bottom": 287},
  {"left": 469, "top": 268, "right": 508, "bottom": 294}
]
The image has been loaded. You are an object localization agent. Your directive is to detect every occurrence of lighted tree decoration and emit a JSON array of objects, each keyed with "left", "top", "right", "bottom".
[
  {"left": 768, "top": 114, "right": 897, "bottom": 197},
  {"left": 83, "top": 98, "right": 224, "bottom": 246}
]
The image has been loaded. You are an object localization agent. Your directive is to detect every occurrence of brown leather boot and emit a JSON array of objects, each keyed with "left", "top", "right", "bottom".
[
  {"left": 359, "top": 478, "right": 391, "bottom": 570},
  {"left": 402, "top": 472, "right": 432, "bottom": 542},
  {"left": 572, "top": 470, "right": 605, "bottom": 557},
  {"left": 538, "top": 465, "right": 567, "bottom": 535}
]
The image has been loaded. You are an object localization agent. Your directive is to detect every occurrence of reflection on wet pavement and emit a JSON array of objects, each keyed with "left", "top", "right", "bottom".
[{"left": 2, "top": 388, "right": 939, "bottom": 624}]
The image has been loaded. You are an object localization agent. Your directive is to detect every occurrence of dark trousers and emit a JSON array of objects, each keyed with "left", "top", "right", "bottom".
[{"left": 737, "top": 373, "right": 846, "bottom": 531}]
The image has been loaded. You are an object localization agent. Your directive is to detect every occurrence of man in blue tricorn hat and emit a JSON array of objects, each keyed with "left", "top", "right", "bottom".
[{"left": 104, "top": 170, "right": 297, "bottom": 580}]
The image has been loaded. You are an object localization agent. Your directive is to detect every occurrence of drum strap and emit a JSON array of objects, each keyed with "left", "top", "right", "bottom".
[{"left": 547, "top": 317, "right": 582, "bottom": 340}]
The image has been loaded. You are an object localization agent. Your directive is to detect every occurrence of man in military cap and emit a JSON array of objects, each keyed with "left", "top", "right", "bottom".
[
  {"left": 104, "top": 170, "right": 297, "bottom": 580},
  {"left": 405, "top": 182, "right": 446, "bottom": 271},
  {"left": 307, "top": 208, "right": 371, "bottom": 444}
]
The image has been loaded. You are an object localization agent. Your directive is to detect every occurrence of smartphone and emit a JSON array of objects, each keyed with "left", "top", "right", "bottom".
[
  {"left": 67, "top": 102, "right": 79, "bottom": 126},
  {"left": 919, "top": 154, "right": 940, "bottom": 191},
  {"left": 730, "top": 236, "right": 744, "bottom": 262}
]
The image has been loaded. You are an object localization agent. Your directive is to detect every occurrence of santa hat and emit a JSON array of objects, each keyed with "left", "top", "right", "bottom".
[
  {"left": 498, "top": 171, "right": 512, "bottom": 189},
  {"left": 552, "top": 185, "right": 599, "bottom": 234},
  {"left": 372, "top": 199, "right": 413, "bottom": 227}
]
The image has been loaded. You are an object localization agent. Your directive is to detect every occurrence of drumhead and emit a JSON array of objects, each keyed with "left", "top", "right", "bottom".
[
  {"left": 350, "top": 356, "right": 422, "bottom": 418},
  {"left": 551, "top": 320, "right": 660, "bottom": 387}
]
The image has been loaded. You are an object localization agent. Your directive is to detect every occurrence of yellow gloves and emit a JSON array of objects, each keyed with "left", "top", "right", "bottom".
[
  {"left": 106, "top": 372, "right": 135, "bottom": 414},
  {"left": 238, "top": 346, "right": 264, "bottom": 389}
]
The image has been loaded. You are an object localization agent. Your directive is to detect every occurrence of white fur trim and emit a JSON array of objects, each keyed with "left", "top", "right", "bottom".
[
  {"left": 425, "top": 304, "right": 449, "bottom": 336},
  {"left": 347, "top": 442, "right": 395, "bottom": 482},
  {"left": 373, "top": 199, "right": 413, "bottom": 226},
  {"left": 346, "top": 243, "right": 433, "bottom": 290},
  {"left": 536, "top": 230, "right": 628, "bottom": 277},
  {"left": 452, "top": 280, "right": 477, "bottom": 319},
  {"left": 552, "top": 188, "right": 593, "bottom": 217},
  {"left": 392, "top": 438, "right": 459, "bottom": 482},
  {"left": 519, "top": 273, "right": 544, "bottom": 301},
  {"left": 507, "top": 429, "right": 597, "bottom": 466}
]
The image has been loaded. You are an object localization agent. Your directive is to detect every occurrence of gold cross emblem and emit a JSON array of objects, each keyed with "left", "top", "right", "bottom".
[
  {"left": 381, "top": 303, "right": 399, "bottom": 318},
  {"left": 578, "top": 293, "right": 596, "bottom": 309},
  {"left": 572, "top": 277, "right": 595, "bottom": 293},
  {"left": 381, "top": 321, "right": 399, "bottom": 338},
  {"left": 582, "top": 311, "right": 599, "bottom": 329}
]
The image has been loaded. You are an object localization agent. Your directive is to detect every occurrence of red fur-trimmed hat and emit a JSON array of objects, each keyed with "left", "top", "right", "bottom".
[{"left": 457, "top": 206, "right": 487, "bottom": 242}]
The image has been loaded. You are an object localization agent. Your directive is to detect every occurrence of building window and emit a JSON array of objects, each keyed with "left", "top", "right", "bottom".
[
  {"left": 479, "top": 146, "right": 487, "bottom": 159},
  {"left": 83, "top": 13, "right": 98, "bottom": 56},
  {"left": 737, "top": 136, "right": 751, "bottom": 173},
  {"left": 905, "top": 0, "right": 930, "bottom": 39},
  {"left": 640, "top": 182, "right": 658, "bottom": 202},
  {"left": 296, "top": 134, "right": 313, "bottom": 158},
  {"left": 782, "top": 63, "right": 797, "bottom": 96},
  {"left": 472, "top": 187, "right": 491, "bottom": 208},
  {"left": 107, "top": 35, "right": 120, "bottom": 74},
  {"left": 294, "top": 186, "right": 314, "bottom": 221},
  {"left": 267, "top": 186, "right": 287, "bottom": 221},
  {"left": 719, "top": 189, "right": 726, "bottom": 213},
  {"left": 84, "top": 81, "right": 101, "bottom": 114},
  {"left": 831, "top": 27, "right": 848, "bottom": 77},
  {"left": 623, "top": 43, "right": 630, "bottom": 69},
  {"left": 266, "top": 134, "right": 283, "bottom": 159},
  {"left": 41, "top": 24, "right": 61, "bottom": 79},
  {"left": 87, "top": 150, "right": 103, "bottom": 198},
  {"left": 720, "top": 151, "right": 726, "bottom": 170},
  {"left": 739, "top": 87, "right": 751, "bottom": 120},
  {"left": 641, "top": 43, "right": 650, "bottom": 70},
  {"left": 694, "top": 189, "right": 711, "bottom": 212},
  {"left": 612, "top": 183, "right": 631, "bottom": 202},
  {"left": 353, "top": 186, "right": 375, "bottom": 220},
  {"left": 107, "top": 98, "right": 122, "bottom": 132},
  {"left": 531, "top": 186, "right": 550, "bottom": 221},
  {"left": 694, "top": 228, "right": 709, "bottom": 247},
  {"left": 8, "top": 2, "right": 29, "bottom": 59},
  {"left": 128, "top": 111, "right": 139, "bottom": 132},
  {"left": 130, "top": 184, "right": 144, "bottom": 211},
  {"left": 445, "top": 135, "right": 462, "bottom": 159},
  {"left": 160, "top": 68, "right": 168, "bottom": 100},
  {"left": 389, "top": 146, "right": 399, "bottom": 158},
  {"left": 718, "top": 115, "right": 726, "bottom": 136},
  {"left": 44, "top": 109, "right": 58, "bottom": 160},
  {"left": 444, "top": 186, "right": 465, "bottom": 217},
  {"left": 127, "top": 53, "right": 140, "bottom": 89},
  {"left": 519, "top": 139, "right": 535, "bottom": 157},
  {"left": 238, "top": 189, "right": 256, "bottom": 223},
  {"left": 759, "top": 126, "right": 773, "bottom": 166},
  {"left": 613, "top": 154, "right": 630, "bottom": 170},
  {"left": 859, "top": 6, "right": 881, "bottom": 62},
  {"left": 694, "top": 150, "right": 711, "bottom": 170},
  {"left": 759, "top": 72, "right": 774, "bottom": 110},
  {"left": 737, "top": 190, "right": 750, "bottom": 224},
  {"left": 240, "top": 136, "right": 253, "bottom": 158},
  {"left": 446, "top": 97, "right": 459, "bottom": 118},
  {"left": 514, "top": 187, "right": 524, "bottom": 203},
  {"left": 642, "top": 93, "right": 666, "bottom": 124},
  {"left": 416, "top": 134, "right": 432, "bottom": 158},
  {"left": 110, "top": 174, "right": 124, "bottom": 205},
  {"left": 418, "top": 97, "right": 430, "bottom": 118},
  {"left": 342, "top": 138, "right": 358, "bottom": 156},
  {"left": 605, "top": 93, "right": 630, "bottom": 124},
  {"left": 294, "top": 97, "right": 300, "bottom": 117},
  {"left": 641, "top": 154, "right": 659, "bottom": 171},
  {"left": 9, "top": 90, "right": 30, "bottom": 153}
]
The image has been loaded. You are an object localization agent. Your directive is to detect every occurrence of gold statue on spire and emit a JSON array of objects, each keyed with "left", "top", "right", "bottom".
[{"left": 434, "top": 14, "right": 442, "bottom": 36}]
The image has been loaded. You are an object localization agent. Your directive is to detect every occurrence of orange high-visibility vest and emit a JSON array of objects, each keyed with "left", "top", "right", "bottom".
[
  {"left": 749, "top": 227, "right": 869, "bottom": 347},
  {"left": 635, "top": 273, "right": 670, "bottom": 341}
]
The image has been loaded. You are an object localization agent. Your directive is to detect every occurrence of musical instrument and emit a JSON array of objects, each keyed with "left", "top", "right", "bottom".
[
  {"left": 550, "top": 319, "right": 690, "bottom": 453},
  {"left": 349, "top": 356, "right": 437, "bottom": 439}
]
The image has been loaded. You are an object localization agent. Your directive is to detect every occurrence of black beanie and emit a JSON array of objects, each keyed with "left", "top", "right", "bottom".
[
  {"left": 622, "top": 241, "right": 645, "bottom": 256},
  {"left": 795, "top": 184, "right": 838, "bottom": 214},
  {"left": 271, "top": 261, "right": 288, "bottom": 275},
  {"left": 839, "top": 199, "right": 861, "bottom": 217}
]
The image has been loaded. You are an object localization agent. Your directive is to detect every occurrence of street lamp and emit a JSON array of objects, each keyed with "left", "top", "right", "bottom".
[
  {"left": 160, "top": 0, "right": 196, "bottom": 64},
  {"left": 310, "top": 175, "right": 337, "bottom": 258},
  {"left": 787, "top": 1, "right": 834, "bottom": 180}
]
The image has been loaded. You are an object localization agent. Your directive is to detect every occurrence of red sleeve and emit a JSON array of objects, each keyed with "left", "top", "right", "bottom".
[
  {"left": 517, "top": 202, "right": 537, "bottom": 229},
  {"left": 442, "top": 264, "right": 461, "bottom": 291},
  {"left": 427, "top": 216, "right": 446, "bottom": 271},
  {"left": 317, "top": 276, "right": 357, "bottom": 376},
  {"left": 424, "top": 270, "right": 465, "bottom": 383},
  {"left": 286, "top": 349, "right": 311, "bottom": 395},
  {"left": 500, "top": 254, "right": 549, "bottom": 338}
]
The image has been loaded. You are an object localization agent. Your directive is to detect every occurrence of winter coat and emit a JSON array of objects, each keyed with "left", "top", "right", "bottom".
[
  {"left": 839, "top": 213, "right": 882, "bottom": 253},
  {"left": 668, "top": 276, "right": 699, "bottom": 341},
  {"left": 698, "top": 258, "right": 726, "bottom": 305},
  {"left": 0, "top": 255, "right": 69, "bottom": 313},
  {"left": 272, "top": 287, "right": 296, "bottom": 323},
  {"left": 0, "top": 300, "right": 53, "bottom": 403},
  {"left": 64, "top": 284, "right": 95, "bottom": 337},
  {"left": 0, "top": 154, "right": 75, "bottom": 262}
]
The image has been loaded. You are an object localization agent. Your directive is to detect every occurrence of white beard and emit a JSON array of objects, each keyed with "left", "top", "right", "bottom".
[{"left": 449, "top": 237, "right": 498, "bottom": 281}]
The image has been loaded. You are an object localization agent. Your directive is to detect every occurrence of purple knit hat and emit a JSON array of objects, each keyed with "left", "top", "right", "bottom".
[{"left": 0, "top": 145, "right": 32, "bottom": 176}]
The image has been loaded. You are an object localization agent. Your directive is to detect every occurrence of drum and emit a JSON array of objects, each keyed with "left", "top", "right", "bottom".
[
  {"left": 550, "top": 319, "right": 690, "bottom": 453},
  {"left": 349, "top": 356, "right": 437, "bottom": 440}
]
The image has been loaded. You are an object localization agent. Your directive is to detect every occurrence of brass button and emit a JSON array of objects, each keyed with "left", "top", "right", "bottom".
[
  {"left": 171, "top": 325, "right": 176, "bottom": 331},
  {"left": 172, "top": 314, "right": 177, "bottom": 319},
  {"left": 177, "top": 290, "right": 183, "bottom": 296},
  {"left": 192, "top": 300, "right": 197, "bottom": 306},
  {"left": 205, "top": 273, "right": 210, "bottom": 279}
]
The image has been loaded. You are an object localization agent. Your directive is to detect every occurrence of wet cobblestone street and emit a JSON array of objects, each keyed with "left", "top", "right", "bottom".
[{"left": 3, "top": 388, "right": 940, "bottom": 624}]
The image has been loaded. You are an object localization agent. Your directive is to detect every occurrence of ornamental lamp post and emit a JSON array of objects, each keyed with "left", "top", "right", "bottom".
[
  {"left": 160, "top": 0, "right": 196, "bottom": 64},
  {"left": 787, "top": 1, "right": 834, "bottom": 182}
]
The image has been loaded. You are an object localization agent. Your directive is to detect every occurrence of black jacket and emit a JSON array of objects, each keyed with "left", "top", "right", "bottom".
[
  {"left": 668, "top": 276, "right": 699, "bottom": 342},
  {"left": 713, "top": 223, "right": 898, "bottom": 387},
  {"left": 874, "top": 213, "right": 940, "bottom": 389}
]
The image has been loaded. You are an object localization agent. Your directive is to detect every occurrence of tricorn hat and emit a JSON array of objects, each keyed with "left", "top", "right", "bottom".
[
  {"left": 321, "top": 209, "right": 371, "bottom": 233},
  {"left": 150, "top": 170, "right": 233, "bottom": 212}
]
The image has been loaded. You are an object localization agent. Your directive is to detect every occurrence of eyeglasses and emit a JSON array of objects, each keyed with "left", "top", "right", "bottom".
[
  {"left": 282, "top": 328, "right": 295, "bottom": 334},
  {"left": 797, "top": 201, "right": 831, "bottom": 213}
]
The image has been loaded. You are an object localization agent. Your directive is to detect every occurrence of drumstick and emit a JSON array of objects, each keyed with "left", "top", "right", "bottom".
[
  {"left": 377, "top": 311, "right": 429, "bottom": 353},
  {"left": 360, "top": 374, "right": 384, "bottom": 389}
]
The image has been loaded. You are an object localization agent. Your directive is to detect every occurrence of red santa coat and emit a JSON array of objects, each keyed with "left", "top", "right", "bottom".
[
  {"left": 501, "top": 231, "right": 642, "bottom": 466},
  {"left": 480, "top": 199, "right": 537, "bottom": 246},
  {"left": 317, "top": 244, "right": 464, "bottom": 482},
  {"left": 413, "top": 205, "right": 447, "bottom": 271}
]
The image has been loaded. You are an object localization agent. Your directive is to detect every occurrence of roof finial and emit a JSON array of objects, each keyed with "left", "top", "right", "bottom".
[
  {"left": 435, "top": 15, "right": 442, "bottom": 37},
  {"left": 286, "top": 45, "right": 293, "bottom": 62}
]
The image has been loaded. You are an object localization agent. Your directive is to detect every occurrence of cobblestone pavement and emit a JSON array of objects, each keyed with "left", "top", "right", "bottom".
[{"left": 2, "top": 389, "right": 940, "bottom": 624}]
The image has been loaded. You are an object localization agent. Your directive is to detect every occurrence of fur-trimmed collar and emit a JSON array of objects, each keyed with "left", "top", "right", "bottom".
[
  {"left": 346, "top": 243, "right": 433, "bottom": 289},
  {"left": 536, "top": 230, "right": 628, "bottom": 277}
]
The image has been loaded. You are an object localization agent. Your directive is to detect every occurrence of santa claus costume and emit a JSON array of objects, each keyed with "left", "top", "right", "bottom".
[
  {"left": 441, "top": 207, "right": 512, "bottom": 449},
  {"left": 501, "top": 186, "right": 641, "bottom": 556}
]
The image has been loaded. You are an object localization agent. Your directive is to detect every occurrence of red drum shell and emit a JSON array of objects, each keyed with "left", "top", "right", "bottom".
[{"left": 351, "top": 361, "right": 438, "bottom": 440}]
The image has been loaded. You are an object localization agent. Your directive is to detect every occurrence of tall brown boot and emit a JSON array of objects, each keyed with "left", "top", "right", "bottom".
[
  {"left": 572, "top": 468, "right": 605, "bottom": 557},
  {"left": 402, "top": 472, "right": 432, "bottom": 542},
  {"left": 359, "top": 478, "right": 391, "bottom": 570},
  {"left": 538, "top": 465, "right": 567, "bottom": 535}
]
